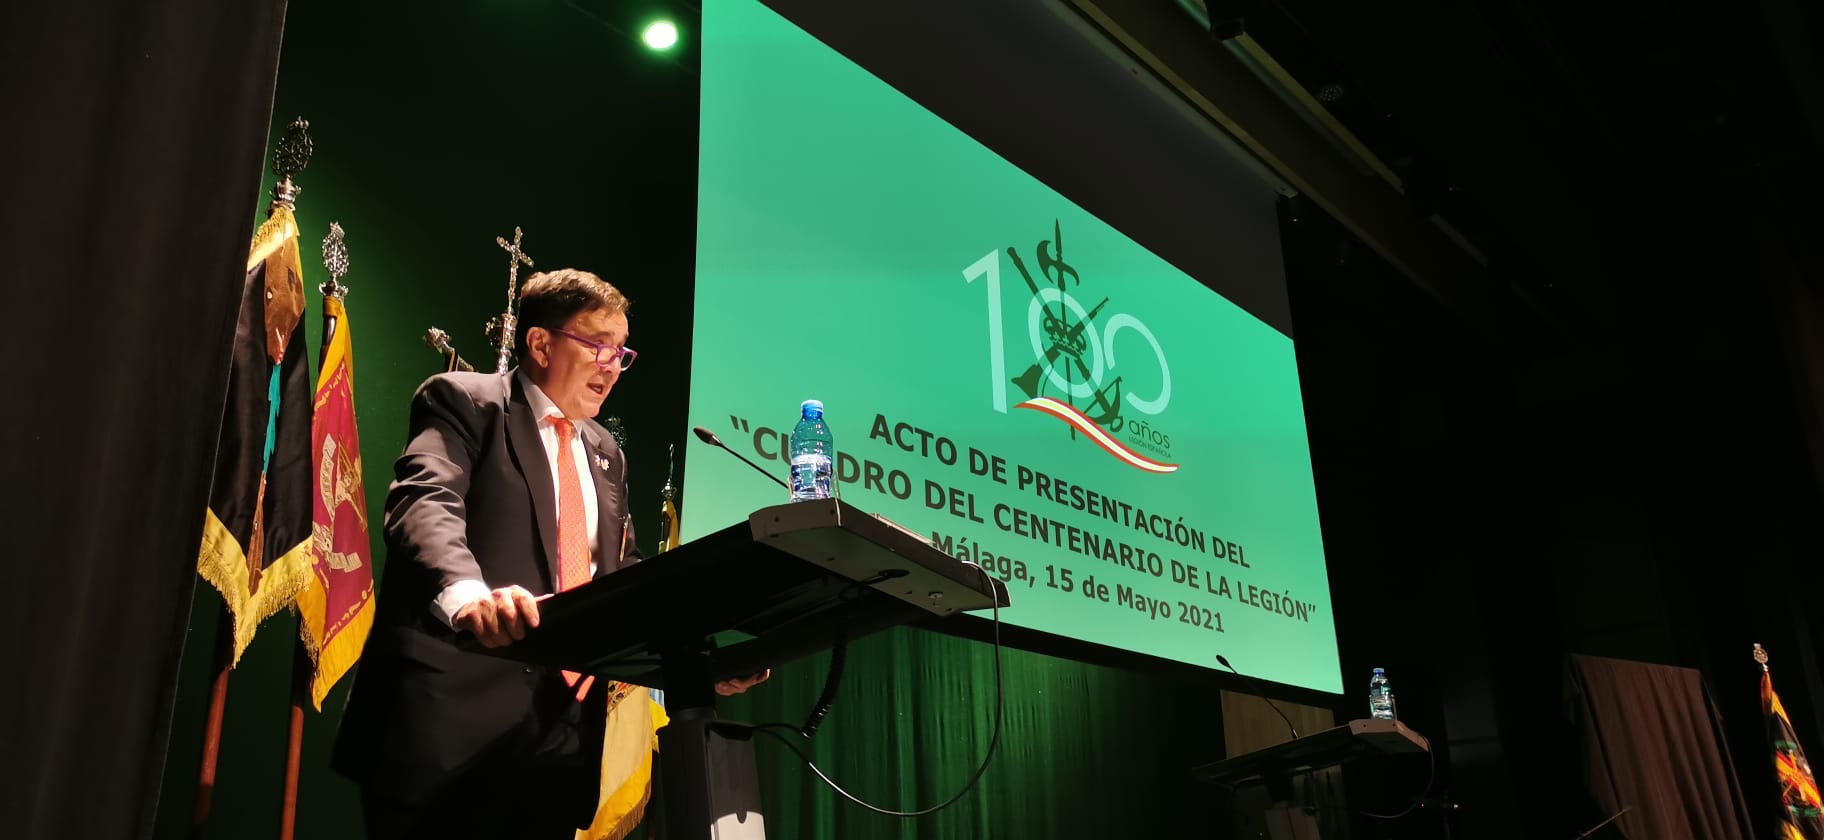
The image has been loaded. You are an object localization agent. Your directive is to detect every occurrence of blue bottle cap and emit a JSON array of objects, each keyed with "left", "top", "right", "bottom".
[
  {"left": 1372, "top": 667, "right": 1385, "bottom": 674},
  {"left": 801, "top": 399, "right": 824, "bottom": 419}
]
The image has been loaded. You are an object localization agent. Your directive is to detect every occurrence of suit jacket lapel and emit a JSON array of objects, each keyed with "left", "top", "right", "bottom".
[
  {"left": 506, "top": 377, "right": 561, "bottom": 591},
  {"left": 581, "top": 422, "right": 625, "bottom": 573}
]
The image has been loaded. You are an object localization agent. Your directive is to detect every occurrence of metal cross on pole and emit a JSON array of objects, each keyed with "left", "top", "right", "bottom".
[{"left": 488, "top": 226, "right": 535, "bottom": 373}]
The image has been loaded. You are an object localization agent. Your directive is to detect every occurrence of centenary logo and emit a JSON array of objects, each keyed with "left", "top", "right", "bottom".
[{"left": 962, "top": 220, "right": 1178, "bottom": 474}]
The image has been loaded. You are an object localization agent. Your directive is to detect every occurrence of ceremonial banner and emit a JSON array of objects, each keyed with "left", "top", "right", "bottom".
[
  {"left": 195, "top": 202, "right": 315, "bottom": 664},
  {"left": 580, "top": 687, "right": 670, "bottom": 840},
  {"left": 298, "top": 293, "right": 376, "bottom": 708},
  {"left": 1762, "top": 658, "right": 1824, "bottom": 839}
]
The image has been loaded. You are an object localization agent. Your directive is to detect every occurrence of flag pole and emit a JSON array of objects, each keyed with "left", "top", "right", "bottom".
[
  {"left": 278, "top": 222, "right": 351, "bottom": 840},
  {"left": 279, "top": 643, "right": 310, "bottom": 840},
  {"left": 188, "top": 628, "right": 234, "bottom": 837},
  {"left": 191, "top": 117, "right": 314, "bottom": 840}
]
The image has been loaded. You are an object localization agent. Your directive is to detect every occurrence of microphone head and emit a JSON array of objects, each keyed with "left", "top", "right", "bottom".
[
  {"left": 1215, "top": 654, "right": 1233, "bottom": 670},
  {"left": 692, "top": 426, "right": 722, "bottom": 446}
]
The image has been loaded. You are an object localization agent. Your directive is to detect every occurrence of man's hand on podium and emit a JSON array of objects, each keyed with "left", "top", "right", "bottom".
[
  {"left": 453, "top": 585, "right": 543, "bottom": 648},
  {"left": 715, "top": 670, "right": 771, "bottom": 696}
]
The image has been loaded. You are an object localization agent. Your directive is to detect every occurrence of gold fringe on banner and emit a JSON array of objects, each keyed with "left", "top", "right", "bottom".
[{"left": 579, "top": 686, "right": 671, "bottom": 840}]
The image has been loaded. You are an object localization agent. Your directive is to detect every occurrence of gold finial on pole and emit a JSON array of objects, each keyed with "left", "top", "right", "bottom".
[
  {"left": 320, "top": 222, "right": 350, "bottom": 301},
  {"left": 270, "top": 117, "right": 313, "bottom": 208},
  {"left": 659, "top": 443, "right": 681, "bottom": 553}
]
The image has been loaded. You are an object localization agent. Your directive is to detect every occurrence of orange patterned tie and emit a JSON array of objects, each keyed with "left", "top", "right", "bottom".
[
  {"left": 552, "top": 417, "right": 594, "bottom": 699},
  {"left": 551, "top": 418, "right": 592, "bottom": 591}
]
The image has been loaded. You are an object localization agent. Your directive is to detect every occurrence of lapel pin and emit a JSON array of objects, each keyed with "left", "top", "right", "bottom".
[{"left": 593, "top": 453, "right": 611, "bottom": 473}]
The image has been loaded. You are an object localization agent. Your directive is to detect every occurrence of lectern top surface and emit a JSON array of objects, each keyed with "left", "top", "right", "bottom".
[
  {"left": 474, "top": 499, "right": 1007, "bottom": 686},
  {"left": 1191, "top": 719, "right": 1429, "bottom": 788}
]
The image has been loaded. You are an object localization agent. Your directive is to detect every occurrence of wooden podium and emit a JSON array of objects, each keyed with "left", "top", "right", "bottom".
[
  {"left": 483, "top": 499, "right": 1008, "bottom": 840},
  {"left": 1193, "top": 719, "right": 1430, "bottom": 840}
]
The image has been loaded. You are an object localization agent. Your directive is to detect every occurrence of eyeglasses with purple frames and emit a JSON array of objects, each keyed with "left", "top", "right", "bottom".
[{"left": 552, "top": 328, "right": 637, "bottom": 371}]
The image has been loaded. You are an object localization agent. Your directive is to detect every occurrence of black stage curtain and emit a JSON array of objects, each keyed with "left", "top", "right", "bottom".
[
  {"left": 0, "top": 1, "right": 288, "bottom": 837},
  {"left": 1567, "top": 654, "right": 1757, "bottom": 839}
]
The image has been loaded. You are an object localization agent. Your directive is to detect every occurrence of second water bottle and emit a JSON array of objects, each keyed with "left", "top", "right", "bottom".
[{"left": 1368, "top": 667, "right": 1397, "bottom": 721}]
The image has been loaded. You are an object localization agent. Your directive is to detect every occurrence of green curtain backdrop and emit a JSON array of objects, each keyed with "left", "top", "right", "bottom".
[{"left": 719, "top": 626, "right": 1230, "bottom": 838}]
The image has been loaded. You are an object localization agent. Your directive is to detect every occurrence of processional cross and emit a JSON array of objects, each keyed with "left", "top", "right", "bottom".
[{"left": 486, "top": 226, "right": 535, "bottom": 373}]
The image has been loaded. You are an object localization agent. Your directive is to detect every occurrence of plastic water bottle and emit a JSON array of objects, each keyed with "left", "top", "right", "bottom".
[
  {"left": 1368, "top": 667, "right": 1397, "bottom": 721},
  {"left": 788, "top": 399, "right": 834, "bottom": 502}
]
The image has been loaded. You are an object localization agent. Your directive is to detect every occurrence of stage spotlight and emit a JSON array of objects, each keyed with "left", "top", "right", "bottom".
[{"left": 642, "top": 20, "right": 679, "bottom": 51}]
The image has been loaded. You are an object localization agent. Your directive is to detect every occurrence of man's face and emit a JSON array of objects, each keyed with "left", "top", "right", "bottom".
[{"left": 525, "top": 306, "right": 629, "bottom": 419}]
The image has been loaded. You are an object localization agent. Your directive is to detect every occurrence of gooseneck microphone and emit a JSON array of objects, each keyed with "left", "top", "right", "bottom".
[
  {"left": 693, "top": 425, "right": 790, "bottom": 491},
  {"left": 1216, "top": 653, "right": 1300, "bottom": 740}
]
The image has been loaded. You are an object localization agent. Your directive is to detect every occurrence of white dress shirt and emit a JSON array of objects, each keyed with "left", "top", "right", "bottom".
[{"left": 432, "top": 373, "right": 599, "bottom": 627}]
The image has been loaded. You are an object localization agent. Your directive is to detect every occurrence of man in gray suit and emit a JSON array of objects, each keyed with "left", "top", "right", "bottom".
[{"left": 333, "top": 269, "right": 761, "bottom": 839}]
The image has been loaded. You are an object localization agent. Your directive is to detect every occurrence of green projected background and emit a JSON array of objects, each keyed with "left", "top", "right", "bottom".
[{"left": 689, "top": 0, "right": 1340, "bottom": 693}]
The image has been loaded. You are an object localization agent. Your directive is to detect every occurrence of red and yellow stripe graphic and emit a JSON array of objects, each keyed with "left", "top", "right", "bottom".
[{"left": 1015, "top": 397, "right": 1179, "bottom": 474}]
